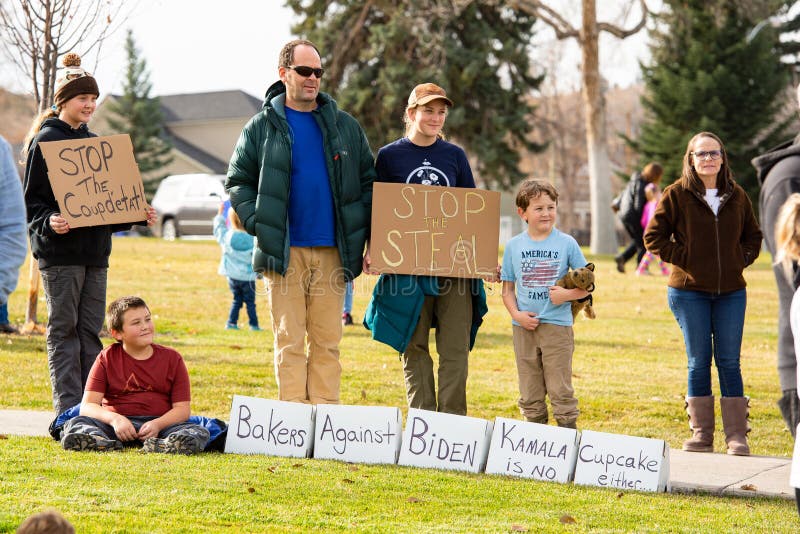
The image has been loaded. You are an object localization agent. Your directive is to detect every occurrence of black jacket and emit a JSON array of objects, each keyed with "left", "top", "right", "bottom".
[
  {"left": 617, "top": 171, "right": 647, "bottom": 228},
  {"left": 23, "top": 118, "right": 134, "bottom": 268}
]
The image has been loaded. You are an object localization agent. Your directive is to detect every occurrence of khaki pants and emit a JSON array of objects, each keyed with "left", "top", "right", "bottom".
[
  {"left": 265, "top": 247, "right": 344, "bottom": 404},
  {"left": 403, "top": 277, "right": 472, "bottom": 415},
  {"left": 512, "top": 323, "right": 579, "bottom": 425}
]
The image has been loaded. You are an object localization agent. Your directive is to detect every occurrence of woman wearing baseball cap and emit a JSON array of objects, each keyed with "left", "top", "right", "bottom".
[{"left": 364, "top": 83, "right": 487, "bottom": 415}]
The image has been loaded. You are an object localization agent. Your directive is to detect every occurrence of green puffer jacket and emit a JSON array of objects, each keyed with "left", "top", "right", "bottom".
[{"left": 226, "top": 80, "right": 375, "bottom": 280}]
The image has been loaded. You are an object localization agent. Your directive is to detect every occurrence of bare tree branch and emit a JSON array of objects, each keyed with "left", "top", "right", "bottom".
[
  {"left": 508, "top": 0, "right": 580, "bottom": 40},
  {"left": 597, "top": 0, "right": 648, "bottom": 38}
]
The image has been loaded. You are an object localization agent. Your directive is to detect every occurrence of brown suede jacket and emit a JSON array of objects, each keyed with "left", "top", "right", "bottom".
[{"left": 643, "top": 175, "right": 762, "bottom": 294}]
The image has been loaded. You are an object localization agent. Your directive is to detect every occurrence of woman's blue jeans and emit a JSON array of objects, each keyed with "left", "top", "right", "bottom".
[{"left": 667, "top": 287, "right": 746, "bottom": 397}]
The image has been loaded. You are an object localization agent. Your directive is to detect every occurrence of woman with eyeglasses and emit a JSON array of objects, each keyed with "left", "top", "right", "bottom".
[
  {"left": 644, "top": 131, "right": 762, "bottom": 456},
  {"left": 22, "top": 53, "right": 156, "bottom": 420}
]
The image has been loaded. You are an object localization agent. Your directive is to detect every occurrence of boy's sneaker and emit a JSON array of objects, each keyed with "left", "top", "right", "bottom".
[
  {"left": 62, "top": 432, "right": 123, "bottom": 452},
  {"left": 225, "top": 323, "right": 239, "bottom": 330},
  {"left": 342, "top": 312, "right": 354, "bottom": 326},
  {"left": 142, "top": 433, "right": 201, "bottom": 455},
  {"left": 250, "top": 325, "right": 262, "bottom": 331}
]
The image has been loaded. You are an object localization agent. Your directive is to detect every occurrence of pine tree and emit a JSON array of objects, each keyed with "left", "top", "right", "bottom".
[
  {"left": 630, "top": 1, "right": 790, "bottom": 201},
  {"left": 106, "top": 29, "right": 172, "bottom": 197},
  {"left": 285, "top": 0, "right": 545, "bottom": 190}
]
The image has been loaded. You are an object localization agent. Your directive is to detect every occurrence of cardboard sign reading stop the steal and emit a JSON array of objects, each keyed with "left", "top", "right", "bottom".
[
  {"left": 39, "top": 134, "right": 147, "bottom": 228},
  {"left": 370, "top": 182, "right": 500, "bottom": 278}
]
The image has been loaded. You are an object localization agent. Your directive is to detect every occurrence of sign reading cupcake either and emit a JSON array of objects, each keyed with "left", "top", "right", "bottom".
[
  {"left": 370, "top": 182, "right": 500, "bottom": 278},
  {"left": 39, "top": 134, "right": 148, "bottom": 229}
]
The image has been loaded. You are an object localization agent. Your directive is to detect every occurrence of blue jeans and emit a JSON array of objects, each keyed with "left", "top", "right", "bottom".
[
  {"left": 227, "top": 278, "right": 258, "bottom": 328},
  {"left": 343, "top": 281, "right": 353, "bottom": 314},
  {"left": 0, "top": 302, "right": 8, "bottom": 324},
  {"left": 667, "top": 287, "right": 746, "bottom": 397}
]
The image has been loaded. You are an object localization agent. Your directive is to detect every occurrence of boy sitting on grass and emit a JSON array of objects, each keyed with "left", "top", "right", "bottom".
[
  {"left": 501, "top": 179, "right": 589, "bottom": 429},
  {"left": 60, "top": 296, "right": 209, "bottom": 454}
]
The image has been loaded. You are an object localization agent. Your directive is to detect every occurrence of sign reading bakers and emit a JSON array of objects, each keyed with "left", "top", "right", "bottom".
[
  {"left": 39, "top": 134, "right": 148, "bottom": 229},
  {"left": 370, "top": 182, "right": 500, "bottom": 278}
]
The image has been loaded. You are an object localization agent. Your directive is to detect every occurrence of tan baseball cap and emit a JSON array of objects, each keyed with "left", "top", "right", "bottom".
[{"left": 407, "top": 83, "right": 454, "bottom": 108}]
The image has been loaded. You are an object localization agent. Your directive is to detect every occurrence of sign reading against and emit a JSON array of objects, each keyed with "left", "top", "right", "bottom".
[
  {"left": 39, "top": 134, "right": 147, "bottom": 229},
  {"left": 224, "top": 394, "right": 315, "bottom": 458},
  {"left": 485, "top": 417, "right": 579, "bottom": 483},
  {"left": 313, "top": 404, "right": 402, "bottom": 465},
  {"left": 398, "top": 408, "right": 493, "bottom": 473},
  {"left": 573, "top": 430, "right": 670, "bottom": 493},
  {"left": 370, "top": 182, "right": 500, "bottom": 278}
]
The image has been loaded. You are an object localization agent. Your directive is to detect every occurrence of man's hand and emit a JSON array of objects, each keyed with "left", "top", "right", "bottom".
[
  {"left": 49, "top": 213, "right": 70, "bottom": 234},
  {"left": 145, "top": 206, "right": 158, "bottom": 226}
]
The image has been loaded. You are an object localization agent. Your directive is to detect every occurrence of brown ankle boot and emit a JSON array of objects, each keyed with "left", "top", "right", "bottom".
[
  {"left": 683, "top": 396, "right": 714, "bottom": 452},
  {"left": 720, "top": 396, "right": 751, "bottom": 456}
]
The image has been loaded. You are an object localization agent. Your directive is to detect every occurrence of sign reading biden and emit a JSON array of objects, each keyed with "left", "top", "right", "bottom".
[
  {"left": 398, "top": 408, "right": 493, "bottom": 473},
  {"left": 39, "top": 134, "right": 147, "bottom": 229},
  {"left": 370, "top": 182, "right": 500, "bottom": 278},
  {"left": 224, "top": 395, "right": 315, "bottom": 458}
]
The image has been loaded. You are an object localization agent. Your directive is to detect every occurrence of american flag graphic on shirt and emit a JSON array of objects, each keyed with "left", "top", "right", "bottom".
[{"left": 520, "top": 258, "right": 560, "bottom": 289}]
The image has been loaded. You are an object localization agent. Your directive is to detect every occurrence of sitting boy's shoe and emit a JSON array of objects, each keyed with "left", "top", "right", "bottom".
[
  {"left": 342, "top": 312, "right": 354, "bottom": 326},
  {"left": 0, "top": 323, "right": 18, "bottom": 334},
  {"left": 142, "top": 433, "right": 202, "bottom": 455},
  {"left": 62, "top": 432, "right": 123, "bottom": 452},
  {"left": 225, "top": 323, "right": 239, "bottom": 330}
]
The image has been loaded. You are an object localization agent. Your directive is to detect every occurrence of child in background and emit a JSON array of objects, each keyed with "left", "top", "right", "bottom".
[
  {"left": 342, "top": 281, "right": 354, "bottom": 325},
  {"left": 213, "top": 203, "right": 260, "bottom": 331},
  {"left": 60, "top": 296, "right": 209, "bottom": 454},
  {"left": 501, "top": 179, "right": 590, "bottom": 428},
  {"left": 636, "top": 182, "right": 669, "bottom": 276}
]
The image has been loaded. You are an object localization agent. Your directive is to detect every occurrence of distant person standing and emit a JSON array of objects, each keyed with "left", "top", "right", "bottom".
[
  {"left": 22, "top": 53, "right": 156, "bottom": 415},
  {"left": 752, "top": 84, "right": 800, "bottom": 436},
  {"left": 226, "top": 39, "right": 374, "bottom": 404},
  {"left": 645, "top": 132, "right": 762, "bottom": 456},
  {"left": 0, "top": 134, "right": 27, "bottom": 334},
  {"left": 614, "top": 163, "right": 663, "bottom": 273},
  {"left": 635, "top": 182, "right": 669, "bottom": 276}
]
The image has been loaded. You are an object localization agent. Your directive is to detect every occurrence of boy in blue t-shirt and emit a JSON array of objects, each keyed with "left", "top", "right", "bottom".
[{"left": 501, "top": 179, "right": 589, "bottom": 428}]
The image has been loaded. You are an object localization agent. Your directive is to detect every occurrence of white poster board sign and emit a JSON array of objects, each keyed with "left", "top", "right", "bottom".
[
  {"left": 573, "top": 430, "right": 670, "bottom": 493},
  {"left": 485, "top": 417, "right": 579, "bottom": 483},
  {"left": 790, "top": 423, "right": 800, "bottom": 489},
  {"left": 398, "top": 408, "right": 493, "bottom": 473},
  {"left": 313, "top": 404, "right": 402, "bottom": 465},
  {"left": 224, "top": 394, "right": 315, "bottom": 458}
]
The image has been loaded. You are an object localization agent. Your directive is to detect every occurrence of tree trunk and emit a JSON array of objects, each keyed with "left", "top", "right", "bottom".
[{"left": 581, "top": 0, "right": 617, "bottom": 255}]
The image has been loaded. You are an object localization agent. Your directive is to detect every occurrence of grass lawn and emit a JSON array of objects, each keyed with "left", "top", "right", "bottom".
[{"left": 0, "top": 237, "right": 798, "bottom": 532}]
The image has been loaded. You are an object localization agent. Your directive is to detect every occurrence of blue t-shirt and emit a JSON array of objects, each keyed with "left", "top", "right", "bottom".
[
  {"left": 501, "top": 228, "right": 587, "bottom": 326},
  {"left": 375, "top": 137, "right": 475, "bottom": 188},
  {"left": 285, "top": 107, "right": 335, "bottom": 247}
]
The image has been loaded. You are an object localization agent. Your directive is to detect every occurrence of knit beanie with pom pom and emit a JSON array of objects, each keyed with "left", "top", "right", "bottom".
[{"left": 54, "top": 53, "right": 99, "bottom": 108}]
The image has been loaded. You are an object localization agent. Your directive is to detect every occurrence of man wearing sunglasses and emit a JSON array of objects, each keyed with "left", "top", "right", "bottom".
[{"left": 227, "top": 39, "right": 375, "bottom": 406}]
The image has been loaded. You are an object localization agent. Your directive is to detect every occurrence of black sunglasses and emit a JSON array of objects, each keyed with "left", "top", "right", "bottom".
[{"left": 288, "top": 65, "right": 324, "bottom": 78}]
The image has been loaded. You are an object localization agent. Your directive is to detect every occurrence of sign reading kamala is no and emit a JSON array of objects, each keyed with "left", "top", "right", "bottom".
[
  {"left": 39, "top": 134, "right": 148, "bottom": 229},
  {"left": 370, "top": 182, "right": 501, "bottom": 278}
]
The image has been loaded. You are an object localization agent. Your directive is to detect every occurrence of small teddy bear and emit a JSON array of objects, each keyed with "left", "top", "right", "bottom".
[{"left": 555, "top": 263, "right": 596, "bottom": 320}]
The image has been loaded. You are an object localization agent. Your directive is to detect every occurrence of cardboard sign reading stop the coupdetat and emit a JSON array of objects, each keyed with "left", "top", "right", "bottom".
[
  {"left": 370, "top": 182, "right": 500, "bottom": 278},
  {"left": 39, "top": 134, "right": 147, "bottom": 228}
]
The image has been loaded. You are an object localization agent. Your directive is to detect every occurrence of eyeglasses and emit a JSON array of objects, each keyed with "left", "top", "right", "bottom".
[
  {"left": 288, "top": 65, "right": 324, "bottom": 78},
  {"left": 691, "top": 150, "right": 722, "bottom": 161}
]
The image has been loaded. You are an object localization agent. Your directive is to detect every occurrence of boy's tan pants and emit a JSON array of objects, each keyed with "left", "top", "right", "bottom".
[
  {"left": 265, "top": 246, "right": 344, "bottom": 404},
  {"left": 512, "top": 323, "right": 579, "bottom": 425}
]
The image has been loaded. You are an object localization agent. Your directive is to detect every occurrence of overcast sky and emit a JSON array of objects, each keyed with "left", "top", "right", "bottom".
[{"left": 1, "top": 0, "right": 657, "bottom": 99}]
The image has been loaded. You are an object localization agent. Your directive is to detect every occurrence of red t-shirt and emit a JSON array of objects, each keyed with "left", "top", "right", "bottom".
[{"left": 85, "top": 343, "right": 192, "bottom": 417}]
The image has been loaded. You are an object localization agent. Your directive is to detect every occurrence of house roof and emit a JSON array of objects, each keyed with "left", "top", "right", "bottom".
[
  {"left": 164, "top": 133, "right": 227, "bottom": 174},
  {"left": 158, "top": 90, "right": 262, "bottom": 123}
]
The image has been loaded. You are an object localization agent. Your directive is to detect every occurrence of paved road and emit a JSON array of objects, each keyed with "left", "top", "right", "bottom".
[{"left": 0, "top": 409, "right": 794, "bottom": 500}]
